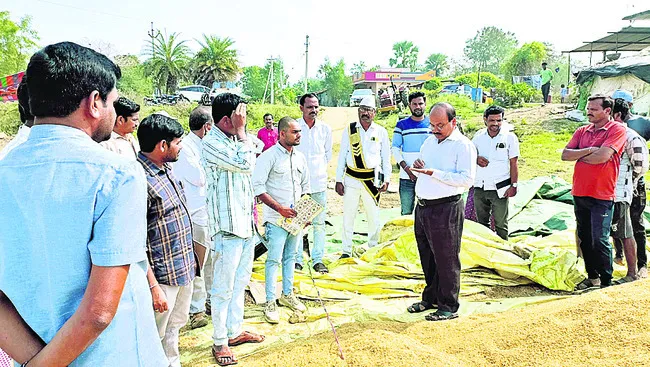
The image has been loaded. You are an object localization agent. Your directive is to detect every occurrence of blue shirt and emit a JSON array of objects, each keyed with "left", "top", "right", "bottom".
[
  {"left": 0, "top": 125, "right": 166, "bottom": 366},
  {"left": 391, "top": 116, "right": 431, "bottom": 179}
]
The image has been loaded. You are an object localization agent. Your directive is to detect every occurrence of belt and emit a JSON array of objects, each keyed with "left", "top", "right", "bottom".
[{"left": 416, "top": 194, "right": 461, "bottom": 207}]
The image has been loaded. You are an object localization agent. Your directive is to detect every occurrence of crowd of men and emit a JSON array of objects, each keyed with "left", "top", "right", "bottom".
[{"left": 0, "top": 41, "right": 649, "bottom": 367}]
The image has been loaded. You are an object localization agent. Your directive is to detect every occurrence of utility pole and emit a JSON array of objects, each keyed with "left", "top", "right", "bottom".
[
  {"left": 268, "top": 56, "right": 276, "bottom": 104},
  {"left": 304, "top": 35, "right": 309, "bottom": 93},
  {"left": 147, "top": 22, "right": 157, "bottom": 58}
]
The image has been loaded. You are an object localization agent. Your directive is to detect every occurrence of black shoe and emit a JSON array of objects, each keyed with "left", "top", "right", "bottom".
[
  {"left": 313, "top": 262, "right": 329, "bottom": 273},
  {"left": 295, "top": 263, "right": 303, "bottom": 271},
  {"left": 339, "top": 253, "right": 351, "bottom": 259}
]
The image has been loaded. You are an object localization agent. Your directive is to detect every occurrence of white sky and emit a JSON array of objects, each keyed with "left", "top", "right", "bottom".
[{"left": 5, "top": 0, "right": 649, "bottom": 82}]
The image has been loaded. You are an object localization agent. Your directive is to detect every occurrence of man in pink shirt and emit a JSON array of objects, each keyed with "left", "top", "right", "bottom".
[{"left": 257, "top": 113, "right": 278, "bottom": 151}]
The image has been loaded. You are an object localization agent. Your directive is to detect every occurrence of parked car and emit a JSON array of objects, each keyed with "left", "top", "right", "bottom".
[
  {"left": 177, "top": 85, "right": 217, "bottom": 103},
  {"left": 349, "top": 88, "right": 374, "bottom": 107}
]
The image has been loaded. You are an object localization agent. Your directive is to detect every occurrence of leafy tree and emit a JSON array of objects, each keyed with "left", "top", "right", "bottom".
[
  {"left": 115, "top": 55, "right": 154, "bottom": 97},
  {"left": 192, "top": 35, "right": 239, "bottom": 87},
  {"left": 145, "top": 31, "right": 192, "bottom": 94},
  {"left": 423, "top": 53, "right": 448, "bottom": 77},
  {"left": 455, "top": 72, "right": 503, "bottom": 89},
  {"left": 241, "top": 65, "right": 266, "bottom": 101},
  {"left": 0, "top": 11, "right": 38, "bottom": 76},
  {"left": 389, "top": 41, "right": 419, "bottom": 71},
  {"left": 424, "top": 77, "right": 442, "bottom": 92},
  {"left": 318, "top": 58, "right": 352, "bottom": 106},
  {"left": 241, "top": 58, "right": 288, "bottom": 103},
  {"left": 351, "top": 61, "right": 366, "bottom": 75},
  {"left": 369, "top": 65, "right": 381, "bottom": 72},
  {"left": 502, "top": 42, "right": 547, "bottom": 80},
  {"left": 464, "top": 27, "right": 517, "bottom": 75}
]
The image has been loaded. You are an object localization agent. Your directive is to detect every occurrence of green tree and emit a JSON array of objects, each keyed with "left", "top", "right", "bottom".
[
  {"left": 241, "top": 59, "right": 288, "bottom": 103},
  {"left": 502, "top": 42, "right": 547, "bottom": 80},
  {"left": 389, "top": 41, "right": 419, "bottom": 71},
  {"left": 423, "top": 53, "right": 448, "bottom": 77},
  {"left": 351, "top": 61, "right": 366, "bottom": 75},
  {"left": 192, "top": 35, "right": 239, "bottom": 87},
  {"left": 241, "top": 65, "right": 266, "bottom": 101},
  {"left": 145, "top": 31, "right": 192, "bottom": 94},
  {"left": 115, "top": 55, "right": 154, "bottom": 97},
  {"left": 455, "top": 72, "right": 503, "bottom": 89},
  {"left": 318, "top": 58, "right": 352, "bottom": 106},
  {"left": 464, "top": 26, "right": 517, "bottom": 75},
  {"left": 0, "top": 11, "right": 38, "bottom": 76}
]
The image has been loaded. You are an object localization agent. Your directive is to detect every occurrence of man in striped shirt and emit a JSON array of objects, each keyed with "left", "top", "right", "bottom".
[
  {"left": 202, "top": 93, "right": 265, "bottom": 366},
  {"left": 136, "top": 113, "right": 196, "bottom": 367},
  {"left": 392, "top": 91, "right": 431, "bottom": 215}
]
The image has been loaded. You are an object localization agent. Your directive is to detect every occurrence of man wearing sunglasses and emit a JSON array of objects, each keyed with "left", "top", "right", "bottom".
[{"left": 335, "top": 95, "right": 392, "bottom": 258}]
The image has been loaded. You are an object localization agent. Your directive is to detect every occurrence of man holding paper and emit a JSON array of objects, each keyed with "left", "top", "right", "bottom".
[
  {"left": 471, "top": 105, "right": 520, "bottom": 240},
  {"left": 253, "top": 116, "right": 310, "bottom": 324}
]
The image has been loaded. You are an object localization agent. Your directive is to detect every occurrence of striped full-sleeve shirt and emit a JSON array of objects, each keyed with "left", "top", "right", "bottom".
[
  {"left": 202, "top": 127, "right": 256, "bottom": 240},
  {"left": 138, "top": 153, "right": 196, "bottom": 287},
  {"left": 615, "top": 127, "right": 649, "bottom": 203}
]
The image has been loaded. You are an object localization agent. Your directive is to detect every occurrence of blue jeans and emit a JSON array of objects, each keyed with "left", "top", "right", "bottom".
[
  {"left": 399, "top": 179, "right": 416, "bottom": 215},
  {"left": 574, "top": 196, "right": 615, "bottom": 285},
  {"left": 265, "top": 222, "right": 299, "bottom": 302},
  {"left": 209, "top": 232, "right": 256, "bottom": 346},
  {"left": 295, "top": 191, "right": 326, "bottom": 266}
]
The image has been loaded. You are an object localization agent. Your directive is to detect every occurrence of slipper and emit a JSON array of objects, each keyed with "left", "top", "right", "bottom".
[
  {"left": 613, "top": 276, "right": 637, "bottom": 285},
  {"left": 228, "top": 331, "right": 265, "bottom": 347},
  {"left": 425, "top": 311, "right": 458, "bottom": 321},
  {"left": 407, "top": 301, "right": 436, "bottom": 313},
  {"left": 575, "top": 278, "right": 600, "bottom": 291},
  {"left": 212, "top": 344, "right": 238, "bottom": 366}
]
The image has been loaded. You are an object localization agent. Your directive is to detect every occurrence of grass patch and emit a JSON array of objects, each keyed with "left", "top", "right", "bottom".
[{"left": 518, "top": 131, "right": 575, "bottom": 182}]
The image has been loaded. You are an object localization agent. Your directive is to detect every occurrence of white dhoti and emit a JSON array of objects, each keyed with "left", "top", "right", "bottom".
[{"left": 341, "top": 176, "right": 381, "bottom": 255}]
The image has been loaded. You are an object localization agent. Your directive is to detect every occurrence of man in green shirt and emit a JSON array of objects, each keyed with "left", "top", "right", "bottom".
[{"left": 540, "top": 62, "right": 553, "bottom": 106}]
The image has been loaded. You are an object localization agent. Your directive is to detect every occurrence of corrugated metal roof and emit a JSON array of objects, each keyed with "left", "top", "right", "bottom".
[
  {"left": 623, "top": 9, "right": 650, "bottom": 21},
  {"left": 566, "top": 26, "right": 650, "bottom": 53}
]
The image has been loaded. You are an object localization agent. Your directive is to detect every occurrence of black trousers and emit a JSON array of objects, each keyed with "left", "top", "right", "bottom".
[
  {"left": 574, "top": 196, "right": 615, "bottom": 285},
  {"left": 541, "top": 82, "right": 551, "bottom": 103},
  {"left": 414, "top": 198, "right": 464, "bottom": 313}
]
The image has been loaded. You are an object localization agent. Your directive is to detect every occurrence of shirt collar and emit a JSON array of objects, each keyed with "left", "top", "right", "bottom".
[
  {"left": 186, "top": 131, "right": 202, "bottom": 146},
  {"left": 444, "top": 128, "right": 462, "bottom": 141},
  {"left": 355, "top": 121, "right": 375, "bottom": 131},
  {"left": 137, "top": 152, "right": 169, "bottom": 174},
  {"left": 586, "top": 119, "right": 617, "bottom": 132},
  {"left": 28, "top": 124, "right": 91, "bottom": 141},
  {"left": 274, "top": 143, "right": 294, "bottom": 155}
]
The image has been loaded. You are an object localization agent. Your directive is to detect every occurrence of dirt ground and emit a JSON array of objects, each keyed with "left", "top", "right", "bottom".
[{"left": 241, "top": 279, "right": 650, "bottom": 367}]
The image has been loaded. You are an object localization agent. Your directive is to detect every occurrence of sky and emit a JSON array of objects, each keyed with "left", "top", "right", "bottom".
[{"left": 4, "top": 0, "right": 649, "bottom": 83}]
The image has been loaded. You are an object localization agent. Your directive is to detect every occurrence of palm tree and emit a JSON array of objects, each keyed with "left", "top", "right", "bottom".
[
  {"left": 192, "top": 35, "right": 239, "bottom": 87},
  {"left": 424, "top": 53, "right": 449, "bottom": 77},
  {"left": 389, "top": 41, "right": 419, "bottom": 71},
  {"left": 145, "top": 31, "right": 191, "bottom": 94}
]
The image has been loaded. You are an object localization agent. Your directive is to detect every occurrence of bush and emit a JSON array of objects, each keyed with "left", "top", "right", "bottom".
[
  {"left": 455, "top": 72, "right": 502, "bottom": 89},
  {"left": 423, "top": 77, "right": 442, "bottom": 92},
  {"left": 493, "top": 82, "right": 540, "bottom": 107}
]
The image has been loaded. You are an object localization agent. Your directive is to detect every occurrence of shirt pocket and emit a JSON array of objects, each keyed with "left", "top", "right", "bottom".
[
  {"left": 364, "top": 135, "right": 381, "bottom": 156},
  {"left": 492, "top": 139, "right": 510, "bottom": 162}
]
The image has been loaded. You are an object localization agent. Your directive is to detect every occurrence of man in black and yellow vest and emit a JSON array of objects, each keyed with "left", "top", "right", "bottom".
[{"left": 335, "top": 95, "right": 392, "bottom": 258}]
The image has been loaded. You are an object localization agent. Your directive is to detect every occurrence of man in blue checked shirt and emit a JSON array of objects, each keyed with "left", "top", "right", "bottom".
[
  {"left": 392, "top": 91, "right": 432, "bottom": 215},
  {"left": 137, "top": 113, "right": 196, "bottom": 367}
]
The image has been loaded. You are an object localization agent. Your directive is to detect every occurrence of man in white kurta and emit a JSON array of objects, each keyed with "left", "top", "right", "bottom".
[{"left": 335, "top": 96, "right": 392, "bottom": 257}]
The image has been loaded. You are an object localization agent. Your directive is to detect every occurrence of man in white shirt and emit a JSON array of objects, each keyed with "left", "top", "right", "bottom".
[
  {"left": 472, "top": 105, "right": 520, "bottom": 240},
  {"left": 335, "top": 95, "right": 391, "bottom": 258},
  {"left": 294, "top": 93, "right": 332, "bottom": 273},
  {"left": 0, "top": 80, "right": 33, "bottom": 161},
  {"left": 173, "top": 106, "right": 213, "bottom": 330},
  {"left": 252, "top": 117, "right": 310, "bottom": 324},
  {"left": 99, "top": 97, "right": 141, "bottom": 159},
  {"left": 410, "top": 102, "right": 476, "bottom": 321}
]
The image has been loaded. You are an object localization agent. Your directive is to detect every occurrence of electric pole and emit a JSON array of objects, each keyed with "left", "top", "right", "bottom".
[
  {"left": 269, "top": 57, "right": 275, "bottom": 104},
  {"left": 304, "top": 35, "right": 309, "bottom": 93},
  {"left": 147, "top": 22, "right": 157, "bottom": 58}
]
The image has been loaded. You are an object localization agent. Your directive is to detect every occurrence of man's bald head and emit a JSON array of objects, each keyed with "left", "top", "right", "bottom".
[
  {"left": 277, "top": 116, "right": 296, "bottom": 132},
  {"left": 430, "top": 102, "right": 456, "bottom": 122},
  {"left": 277, "top": 116, "right": 301, "bottom": 148}
]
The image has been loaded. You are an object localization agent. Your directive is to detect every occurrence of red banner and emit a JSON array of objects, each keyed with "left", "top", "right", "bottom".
[{"left": 0, "top": 71, "right": 25, "bottom": 103}]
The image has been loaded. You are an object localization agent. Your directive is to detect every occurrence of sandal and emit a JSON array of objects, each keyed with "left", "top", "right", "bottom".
[
  {"left": 212, "top": 344, "right": 238, "bottom": 366},
  {"left": 613, "top": 276, "right": 637, "bottom": 285},
  {"left": 575, "top": 278, "right": 600, "bottom": 291},
  {"left": 228, "top": 331, "right": 265, "bottom": 347},
  {"left": 407, "top": 301, "right": 436, "bottom": 313},
  {"left": 425, "top": 311, "right": 458, "bottom": 321}
]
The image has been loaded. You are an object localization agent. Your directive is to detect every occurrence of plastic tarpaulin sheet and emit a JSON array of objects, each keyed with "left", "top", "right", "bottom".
[{"left": 576, "top": 54, "right": 650, "bottom": 85}]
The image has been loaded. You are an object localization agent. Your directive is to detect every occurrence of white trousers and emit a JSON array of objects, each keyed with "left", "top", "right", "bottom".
[
  {"left": 342, "top": 185, "right": 380, "bottom": 255},
  {"left": 155, "top": 283, "right": 193, "bottom": 367}
]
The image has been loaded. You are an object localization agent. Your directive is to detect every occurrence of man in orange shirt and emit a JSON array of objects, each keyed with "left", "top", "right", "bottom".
[{"left": 562, "top": 94, "right": 627, "bottom": 289}]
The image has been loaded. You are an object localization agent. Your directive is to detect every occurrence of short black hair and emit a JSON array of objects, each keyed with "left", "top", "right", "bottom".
[
  {"left": 483, "top": 105, "right": 504, "bottom": 119},
  {"left": 137, "top": 113, "right": 185, "bottom": 153},
  {"left": 212, "top": 93, "right": 246, "bottom": 123},
  {"left": 114, "top": 97, "right": 140, "bottom": 120},
  {"left": 588, "top": 94, "right": 614, "bottom": 110},
  {"left": 613, "top": 98, "right": 630, "bottom": 122},
  {"left": 431, "top": 102, "right": 456, "bottom": 122},
  {"left": 26, "top": 42, "right": 121, "bottom": 118},
  {"left": 542, "top": 62, "right": 548, "bottom": 66},
  {"left": 263, "top": 113, "right": 273, "bottom": 120},
  {"left": 17, "top": 78, "right": 33, "bottom": 124},
  {"left": 408, "top": 91, "right": 426, "bottom": 103},
  {"left": 189, "top": 106, "right": 213, "bottom": 131},
  {"left": 299, "top": 93, "right": 318, "bottom": 106},
  {"left": 561, "top": 84, "right": 565, "bottom": 88},
  {"left": 277, "top": 116, "right": 296, "bottom": 132}
]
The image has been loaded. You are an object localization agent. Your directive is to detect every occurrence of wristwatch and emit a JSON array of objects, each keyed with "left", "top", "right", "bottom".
[{"left": 512, "top": 182, "right": 518, "bottom": 188}]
